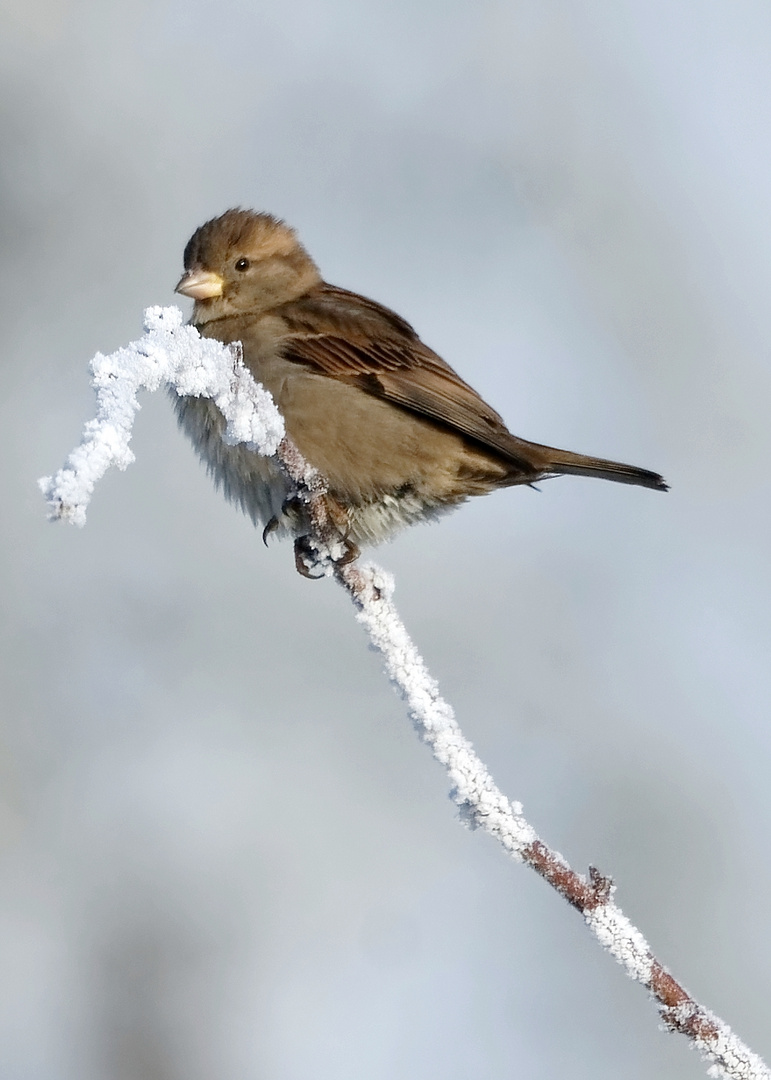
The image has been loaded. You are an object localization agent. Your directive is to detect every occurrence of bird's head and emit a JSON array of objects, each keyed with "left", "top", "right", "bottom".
[{"left": 175, "top": 208, "right": 321, "bottom": 324}]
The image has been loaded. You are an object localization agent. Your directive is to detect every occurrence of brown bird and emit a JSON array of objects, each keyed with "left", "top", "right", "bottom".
[{"left": 174, "top": 209, "right": 666, "bottom": 571}]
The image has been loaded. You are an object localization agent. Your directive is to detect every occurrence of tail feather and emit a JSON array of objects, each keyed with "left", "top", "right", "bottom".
[
  {"left": 509, "top": 439, "right": 668, "bottom": 491},
  {"left": 549, "top": 452, "right": 667, "bottom": 490}
]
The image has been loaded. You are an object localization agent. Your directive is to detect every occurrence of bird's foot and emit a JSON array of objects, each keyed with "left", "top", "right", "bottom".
[
  {"left": 293, "top": 536, "right": 327, "bottom": 579},
  {"left": 335, "top": 535, "right": 360, "bottom": 566},
  {"left": 292, "top": 516, "right": 360, "bottom": 579},
  {"left": 292, "top": 533, "right": 361, "bottom": 578},
  {"left": 263, "top": 497, "right": 306, "bottom": 547},
  {"left": 290, "top": 493, "right": 360, "bottom": 578}
]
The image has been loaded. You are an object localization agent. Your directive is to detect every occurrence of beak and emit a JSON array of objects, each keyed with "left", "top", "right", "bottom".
[{"left": 175, "top": 268, "right": 224, "bottom": 300}]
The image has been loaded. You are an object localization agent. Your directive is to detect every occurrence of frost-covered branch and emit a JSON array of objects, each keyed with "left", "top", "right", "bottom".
[
  {"left": 39, "top": 306, "right": 284, "bottom": 526},
  {"left": 40, "top": 307, "right": 769, "bottom": 1080}
]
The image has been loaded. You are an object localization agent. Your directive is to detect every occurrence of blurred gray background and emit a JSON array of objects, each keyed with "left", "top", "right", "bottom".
[{"left": 3, "top": 1, "right": 771, "bottom": 1076}]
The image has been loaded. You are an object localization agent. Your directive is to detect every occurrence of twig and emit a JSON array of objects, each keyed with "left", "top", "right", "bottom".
[
  {"left": 277, "top": 422, "right": 769, "bottom": 1080},
  {"left": 40, "top": 308, "right": 769, "bottom": 1080}
]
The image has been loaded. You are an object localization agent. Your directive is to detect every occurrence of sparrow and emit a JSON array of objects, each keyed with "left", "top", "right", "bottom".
[{"left": 174, "top": 209, "right": 666, "bottom": 571}]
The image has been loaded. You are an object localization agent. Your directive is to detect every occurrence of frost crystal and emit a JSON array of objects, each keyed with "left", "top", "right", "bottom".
[{"left": 39, "top": 306, "right": 284, "bottom": 526}]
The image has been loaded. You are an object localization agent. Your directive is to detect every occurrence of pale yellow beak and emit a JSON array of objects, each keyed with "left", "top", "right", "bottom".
[{"left": 175, "top": 269, "right": 224, "bottom": 300}]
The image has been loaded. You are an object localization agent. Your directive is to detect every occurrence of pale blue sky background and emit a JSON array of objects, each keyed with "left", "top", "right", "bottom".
[{"left": 2, "top": 2, "right": 771, "bottom": 1077}]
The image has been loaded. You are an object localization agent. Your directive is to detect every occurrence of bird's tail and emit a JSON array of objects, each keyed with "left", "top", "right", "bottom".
[{"left": 507, "top": 438, "right": 668, "bottom": 491}]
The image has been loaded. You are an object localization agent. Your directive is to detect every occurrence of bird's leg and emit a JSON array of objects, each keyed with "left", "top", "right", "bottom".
[{"left": 320, "top": 494, "right": 360, "bottom": 566}]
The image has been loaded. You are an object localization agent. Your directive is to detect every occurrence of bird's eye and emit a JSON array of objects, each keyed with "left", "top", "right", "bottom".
[{"left": 234, "top": 257, "right": 250, "bottom": 272}]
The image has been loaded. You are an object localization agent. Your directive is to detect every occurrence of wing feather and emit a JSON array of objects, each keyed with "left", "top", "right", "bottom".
[{"left": 276, "top": 283, "right": 529, "bottom": 463}]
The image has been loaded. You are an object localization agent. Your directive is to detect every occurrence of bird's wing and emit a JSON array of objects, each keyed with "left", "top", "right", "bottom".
[{"left": 277, "top": 283, "right": 531, "bottom": 464}]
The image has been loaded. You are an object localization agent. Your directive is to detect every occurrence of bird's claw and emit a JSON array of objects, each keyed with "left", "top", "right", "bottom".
[{"left": 262, "top": 516, "right": 280, "bottom": 546}]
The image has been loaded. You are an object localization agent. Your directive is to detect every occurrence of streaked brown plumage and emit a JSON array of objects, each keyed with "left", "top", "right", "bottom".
[{"left": 174, "top": 209, "right": 666, "bottom": 564}]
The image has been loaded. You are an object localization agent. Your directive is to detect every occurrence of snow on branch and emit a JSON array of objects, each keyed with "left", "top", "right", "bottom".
[
  {"left": 40, "top": 307, "right": 769, "bottom": 1080},
  {"left": 39, "top": 306, "right": 284, "bottom": 526}
]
